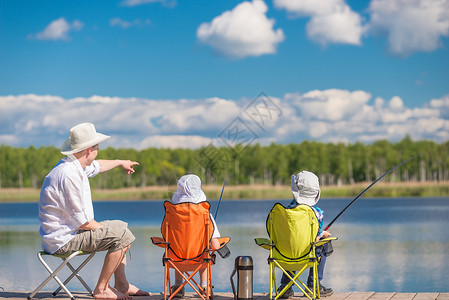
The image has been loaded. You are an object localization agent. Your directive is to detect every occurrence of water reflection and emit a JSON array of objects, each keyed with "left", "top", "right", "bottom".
[
  {"left": 327, "top": 223, "right": 449, "bottom": 292},
  {"left": 1, "top": 198, "right": 448, "bottom": 293}
]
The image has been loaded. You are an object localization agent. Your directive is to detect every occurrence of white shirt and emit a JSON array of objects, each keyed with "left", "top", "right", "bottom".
[{"left": 39, "top": 156, "right": 100, "bottom": 254}]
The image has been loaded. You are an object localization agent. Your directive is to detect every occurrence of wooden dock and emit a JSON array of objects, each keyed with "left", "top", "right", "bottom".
[{"left": 1, "top": 291, "right": 448, "bottom": 300}]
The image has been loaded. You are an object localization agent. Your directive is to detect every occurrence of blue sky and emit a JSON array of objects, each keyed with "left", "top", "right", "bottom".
[{"left": 1, "top": 0, "right": 448, "bottom": 149}]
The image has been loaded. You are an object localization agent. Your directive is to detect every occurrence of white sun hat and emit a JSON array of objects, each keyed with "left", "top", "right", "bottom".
[
  {"left": 291, "top": 170, "right": 321, "bottom": 206},
  {"left": 61, "top": 123, "right": 110, "bottom": 155},
  {"left": 172, "top": 174, "right": 206, "bottom": 204}
]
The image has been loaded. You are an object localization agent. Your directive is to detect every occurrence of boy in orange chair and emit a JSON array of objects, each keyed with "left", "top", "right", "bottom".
[{"left": 170, "top": 174, "right": 221, "bottom": 298}]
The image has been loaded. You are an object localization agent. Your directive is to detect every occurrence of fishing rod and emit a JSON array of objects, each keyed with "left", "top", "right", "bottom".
[
  {"left": 213, "top": 179, "right": 231, "bottom": 259},
  {"left": 214, "top": 179, "right": 226, "bottom": 220},
  {"left": 324, "top": 153, "right": 421, "bottom": 231}
]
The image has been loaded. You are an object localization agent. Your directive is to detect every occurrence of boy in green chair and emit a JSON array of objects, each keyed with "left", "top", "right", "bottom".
[{"left": 278, "top": 171, "right": 333, "bottom": 298}]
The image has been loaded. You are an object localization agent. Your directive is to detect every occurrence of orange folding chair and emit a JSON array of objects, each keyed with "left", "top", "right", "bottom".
[{"left": 151, "top": 201, "right": 230, "bottom": 300}]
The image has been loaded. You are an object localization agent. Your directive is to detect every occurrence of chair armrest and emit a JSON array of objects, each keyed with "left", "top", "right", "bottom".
[
  {"left": 209, "top": 237, "right": 231, "bottom": 252},
  {"left": 218, "top": 237, "right": 231, "bottom": 249},
  {"left": 212, "top": 237, "right": 231, "bottom": 258},
  {"left": 254, "top": 238, "right": 273, "bottom": 250},
  {"left": 150, "top": 237, "right": 169, "bottom": 248},
  {"left": 314, "top": 236, "right": 338, "bottom": 247}
]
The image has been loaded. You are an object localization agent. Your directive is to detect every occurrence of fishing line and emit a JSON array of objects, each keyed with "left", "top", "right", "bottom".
[
  {"left": 214, "top": 179, "right": 226, "bottom": 220},
  {"left": 324, "top": 153, "right": 421, "bottom": 231}
]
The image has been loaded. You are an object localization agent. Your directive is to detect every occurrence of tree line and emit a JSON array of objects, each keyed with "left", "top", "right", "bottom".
[{"left": 0, "top": 136, "right": 448, "bottom": 189}]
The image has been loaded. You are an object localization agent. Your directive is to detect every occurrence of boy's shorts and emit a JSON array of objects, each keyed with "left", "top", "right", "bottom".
[{"left": 54, "top": 220, "right": 135, "bottom": 255}]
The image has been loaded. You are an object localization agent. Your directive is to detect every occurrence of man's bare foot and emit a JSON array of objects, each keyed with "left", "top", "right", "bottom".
[
  {"left": 116, "top": 283, "right": 151, "bottom": 296},
  {"left": 94, "top": 286, "right": 132, "bottom": 300}
]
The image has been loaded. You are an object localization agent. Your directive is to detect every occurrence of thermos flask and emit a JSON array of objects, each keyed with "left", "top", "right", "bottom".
[{"left": 230, "top": 256, "right": 253, "bottom": 300}]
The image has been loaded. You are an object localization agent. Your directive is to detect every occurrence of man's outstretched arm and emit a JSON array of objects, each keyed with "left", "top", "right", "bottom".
[{"left": 97, "top": 159, "right": 139, "bottom": 175}]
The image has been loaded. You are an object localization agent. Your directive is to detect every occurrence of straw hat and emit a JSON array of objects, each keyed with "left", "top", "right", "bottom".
[
  {"left": 291, "top": 171, "right": 321, "bottom": 206},
  {"left": 61, "top": 123, "right": 110, "bottom": 155}
]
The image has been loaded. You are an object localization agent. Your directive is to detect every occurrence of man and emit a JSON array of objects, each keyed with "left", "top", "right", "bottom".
[{"left": 39, "top": 123, "right": 149, "bottom": 300}]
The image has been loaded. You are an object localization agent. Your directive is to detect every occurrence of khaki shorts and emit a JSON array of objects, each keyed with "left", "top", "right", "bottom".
[{"left": 55, "top": 220, "right": 135, "bottom": 255}]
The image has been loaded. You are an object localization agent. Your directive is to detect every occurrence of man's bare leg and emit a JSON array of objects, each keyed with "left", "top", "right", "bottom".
[
  {"left": 93, "top": 249, "right": 131, "bottom": 300},
  {"left": 114, "top": 246, "right": 151, "bottom": 296}
]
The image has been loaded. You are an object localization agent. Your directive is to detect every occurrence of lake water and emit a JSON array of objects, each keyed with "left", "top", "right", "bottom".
[{"left": 1, "top": 197, "right": 448, "bottom": 294}]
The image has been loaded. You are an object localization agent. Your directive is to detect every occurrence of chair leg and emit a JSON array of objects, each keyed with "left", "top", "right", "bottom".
[
  {"left": 28, "top": 252, "right": 80, "bottom": 300},
  {"left": 269, "top": 262, "right": 274, "bottom": 300},
  {"left": 52, "top": 252, "right": 95, "bottom": 296},
  {"left": 164, "top": 264, "right": 169, "bottom": 300},
  {"left": 205, "top": 265, "right": 213, "bottom": 299},
  {"left": 272, "top": 261, "right": 315, "bottom": 300},
  {"left": 313, "top": 264, "right": 319, "bottom": 299},
  {"left": 168, "top": 262, "right": 207, "bottom": 300}
]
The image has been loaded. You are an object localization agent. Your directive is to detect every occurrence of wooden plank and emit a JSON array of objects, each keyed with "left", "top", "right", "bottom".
[
  {"left": 1, "top": 292, "right": 447, "bottom": 300},
  {"left": 368, "top": 293, "right": 396, "bottom": 300},
  {"left": 391, "top": 293, "right": 417, "bottom": 300},
  {"left": 437, "top": 294, "right": 449, "bottom": 300},
  {"left": 346, "top": 292, "right": 376, "bottom": 300},
  {"left": 413, "top": 294, "right": 439, "bottom": 300},
  {"left": 323, "top": 292, "right": 353, "bottom": 300},
  {"left": 326, "top": 292, "right": 353, "bottom": 299},
  {"left": 250, "top": 291, "right": 354, "bottom": 300},
  {"left": 0, "top": 291, "right": 92, "bottom": 300}
]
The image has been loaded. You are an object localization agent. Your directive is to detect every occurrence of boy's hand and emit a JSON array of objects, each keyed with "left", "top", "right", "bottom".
[
  {"left": 316, "top": 231, "right": 331, "bottom": 242},
  {"left": 322, "top": 231, "right": 332, "bottom": 238}
]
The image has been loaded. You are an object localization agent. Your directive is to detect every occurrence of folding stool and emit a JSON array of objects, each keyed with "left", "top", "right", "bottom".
[{"left": 28, "top": 250, "right": 95, "bottom": 300}]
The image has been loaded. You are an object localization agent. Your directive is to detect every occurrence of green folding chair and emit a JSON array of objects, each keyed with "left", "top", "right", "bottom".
[
  {"left": 255, "top": 203, "right": 337, "bottom": 300},
  {"left": 28, "top": 250, "right": 95, "bottom": 300}
]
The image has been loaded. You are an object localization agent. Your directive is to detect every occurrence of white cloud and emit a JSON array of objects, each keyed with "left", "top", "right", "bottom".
[
  {"left": 196, "top": 0, "right": 285, "bottom": 59},
  {"left": 429, "top": 94, "right": 449, "bottom": 118},
  {"left": 165, "top": 98, "right": 240, "bottom": 131},
  {"left": 281, "top": 89, "right": 448, "bottom": 143},
  {"left": 0, "top": 91, "right": 448, "bottom": 150},
  {"left": 111, "top": 18, "right": 134, "bottom": 28},
  {"left": 294, "top": 89, "right": 371, "bottom": 121},
  {"left": 0, "top": 135, "right": 18, "bottom": 145},
  {"left": 139, "top": 135, "right": 211, "bottom": 149},
  {"left": 29, "top": 18, "right": 84, "bottom": 41},
  {"left": 72, "top": 20, "right": 84, "bottom": 31},
  {"left": 367, "top": 0, "right": 449, "bottom": 56},
  {"left": 309, "top": 121, "right": 329, "bottom": 138},
  {"left": 388, "top": 96, "right": 404, "bottom": 112},
  {"left": 274, "top": 0, "right": 363, "bottom": 46},
  {"left": 274, "top": 0, "right": 337, "bottom": 16},
  {"left": 120, "top": 0, "right": 176, "bottom": 7},
  {"left": 110, "top": 18, "right": 151, "bottom": 28},
  {"left": 0, "top": 95, "right": 240, "bottom": 149}
]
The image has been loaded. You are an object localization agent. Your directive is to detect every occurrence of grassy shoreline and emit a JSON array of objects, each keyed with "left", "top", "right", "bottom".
[{"left": 1, "top": 181, "right": 448, "bottom": 203}]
